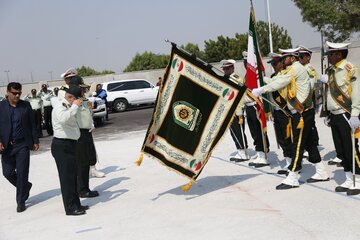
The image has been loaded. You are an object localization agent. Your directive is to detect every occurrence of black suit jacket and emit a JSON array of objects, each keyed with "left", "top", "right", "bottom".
[{"left": 0, "top": 99, "right": 39, "bottom": 151}]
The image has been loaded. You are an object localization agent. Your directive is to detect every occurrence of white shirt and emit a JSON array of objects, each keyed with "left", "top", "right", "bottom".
[{"left": 52, "top": 99, "right": 80, "bottom": 140}]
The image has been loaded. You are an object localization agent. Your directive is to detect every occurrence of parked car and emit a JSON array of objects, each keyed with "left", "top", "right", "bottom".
[
  {"left": 88, "top": 95, "right": 107, "bottom": 126},
  {"left": 101, "top": 79, "right": 159, "bottom": 112}
]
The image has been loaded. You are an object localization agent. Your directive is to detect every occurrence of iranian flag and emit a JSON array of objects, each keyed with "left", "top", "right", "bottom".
[{"left": 246, "top": 1, "right": 268, "bottom": 129}]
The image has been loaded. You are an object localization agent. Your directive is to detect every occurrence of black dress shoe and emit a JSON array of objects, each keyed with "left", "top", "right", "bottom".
[
  {"left": 347, "top": 188, "right": 360, "bottom": 196},
  {"left": 80, "top": 190, "right": 99, "bottom": 198},
  {"left": 232, "top": 158, "right": 249, "bottom": 162},
  {"left": 17, "top": 203, "right": 26, "bottom": 213},
  {"left": 248, "top": 162, "right": 256, "bottom": 166},
  {"left": 277, "top": 170, "right": 288, "bottom": 175},
  {"left": 254, "top": 163, "right": 270, "bottom": 168},
  {"left": 306, "top": 177, "right": 330, "bottom": 183},
  {"left": 335, "top": 186, "right": 349, "bottom": 192},
  {"left": 276, "top": 183, "right": 299, "bottom": 190},
  {"left": 79, "top": 205, "right": 90, "bottom": 211},
  {"left": 25, "top": 182, "right": 32, "bottom": 201},
  {"left": 66, "top": 209, "right": 86, "bottom": 216}
]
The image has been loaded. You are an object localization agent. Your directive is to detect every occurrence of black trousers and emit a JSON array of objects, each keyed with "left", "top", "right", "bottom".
[
  {"left": 230, "top": 115, "right": 248, "bottom": 150},
  {"left": 288, "top": 108, "right": 321, "bottom": 172},
  {"left": 43, "top": 106, "right": 53, "bottom": 135},
  {"left": 51, "top": 138, "right": 81, "bottom": 213},
  {"left": 32, "top": 109, "right": 43, "bottom": 137},
  {"left": 1, "top": 141, "right": 31, "bottom": 204},
  {"left": 330, "top": 113, "right": 360, "bottom": 174},
  {"left": 246, "top": 105, "right": 270, "bottom": 152},
  {"left": 273, "top": 109, "right": 292, "bottom": 158},
  {"left": 76, "top": 129, "right": 97, "bottom": 194}
]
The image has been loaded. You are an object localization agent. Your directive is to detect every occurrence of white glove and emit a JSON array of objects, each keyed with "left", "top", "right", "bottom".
[
  {"left": 349, "top": 116, "right": 360, "bottom": 130},
  {"left": 319, "top": 75, "right": 329, "bottom": 84},
  {"left": 251, "top": 87, "right": 264, "bottom": 97},
  {"left": 263, "top": 76, "right": 271, "bottom": 84},
  {"left": 324, "top": 116, "right": 331, "bottom": 127},
  {"left": 89, "top": 124, "right": 96, "bottom": 132}
]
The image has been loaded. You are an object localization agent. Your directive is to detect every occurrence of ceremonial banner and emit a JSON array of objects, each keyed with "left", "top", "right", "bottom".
[
  {"left": 140, "top": 45, "right": 246, "bottom": 181},
  {"left": 246, "top": 1, "right": 269, "bottom": 129}
]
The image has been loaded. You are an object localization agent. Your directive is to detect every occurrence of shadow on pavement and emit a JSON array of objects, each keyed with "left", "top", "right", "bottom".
[
  {"left": 151, "top": 173, "right": 260, "bottom": 201},
  {"left": 83, "top": 176, "right": 130, "bottom": 206}
]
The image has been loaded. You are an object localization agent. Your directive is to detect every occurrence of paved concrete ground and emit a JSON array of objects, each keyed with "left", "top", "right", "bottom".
[{"left": 1, "top": 113, "right": 360, "bottom": 240}]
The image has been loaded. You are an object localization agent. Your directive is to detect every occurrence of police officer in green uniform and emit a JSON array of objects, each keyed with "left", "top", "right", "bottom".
[
  {"left": 51, "top": 85, "right": 88, "bottom": 216},
  {"left": 25, "top": 89, "right": 43, "bottom": 138},
  {"left": 298, "top": 46, "right": 321, "bottom": 149},
  {"left": 70, "top": 76, "right": 99, "bottom": 198},
  {"left": 265, "top": 53, "right": 292, "bottom": 174},
  {"left": 252, "top": 48, "right": 329, "bottom": 190},
  {"left": 221, "top": 59, "right": 249, "bottom": 162},
  {"left": 242, "top": 51, "right": 270, "bottom": 168},
  {"left": 319, "top": 41, "right": 360, "bottom": 195}
]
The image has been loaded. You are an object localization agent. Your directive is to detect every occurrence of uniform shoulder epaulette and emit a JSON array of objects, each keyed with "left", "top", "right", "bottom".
[{"left": 345, "top": 63, "right": 353, "bottom": 72}]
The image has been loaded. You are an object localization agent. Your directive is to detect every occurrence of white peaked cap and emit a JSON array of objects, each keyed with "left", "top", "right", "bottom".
[
  {"left": 220, "top": 59, "right": 236, "bottom": 68},
  {"left": 279, "top": 47, "right": 300, "bottom": 57},
  {"left": 60, "top": 68, "right": 78, "bottom": 78},
  {"left": 242, "top": 51, "right": 248, "bottom": 59},
  {"left": 326, "top": 41, "right": 351, "bottom": 52},
  {"left": 298, "top": 45, "right": 312, "bottom": 54}
]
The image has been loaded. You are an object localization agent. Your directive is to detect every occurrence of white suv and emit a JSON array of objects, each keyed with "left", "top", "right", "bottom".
[{"left": 102, "top": 79, "right": 159, "bottom": 112}]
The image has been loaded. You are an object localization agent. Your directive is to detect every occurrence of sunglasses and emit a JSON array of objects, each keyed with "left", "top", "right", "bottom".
[{"left": 9, "top": 91, "right": 22, "bottom": 96}]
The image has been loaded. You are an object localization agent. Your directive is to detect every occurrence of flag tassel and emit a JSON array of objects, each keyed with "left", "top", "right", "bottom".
[
  {"left": 181, "top": 181, "right": 193, "bottom": 192},
  {"left": 135, "top": 152, "right": 144, "bottom": 166},
  {"left": 297, "top": 116, "right": 304, "bottom": 129}
]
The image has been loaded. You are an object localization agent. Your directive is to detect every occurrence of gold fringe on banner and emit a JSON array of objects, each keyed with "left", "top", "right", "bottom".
[
  {"left": 239, "top": 116, "right": 244, "bottom": 125},
  {"left": 181, "top": 181, "right": 193, "bottom": 192},
  {"left": 355, "top": 128, "right": 360, "bottom": 139},
  {"left": 135, "top": 152, "right": 144, "bottom": 166},
  {"left": 297, "top": 116, "right": 304, "bottom": 129}
]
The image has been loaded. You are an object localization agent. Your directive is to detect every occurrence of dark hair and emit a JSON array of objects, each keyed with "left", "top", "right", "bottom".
[
  {"left": 7, "top": 82, "right": 22, "bottom": 91},
  {"left": 340, "top": 49, "right": 348, "bottom": 59}
]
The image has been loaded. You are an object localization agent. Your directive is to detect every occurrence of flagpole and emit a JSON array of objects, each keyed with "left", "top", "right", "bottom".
[{"left": 266, "top": 0, "right": 273, "bottom": 53}]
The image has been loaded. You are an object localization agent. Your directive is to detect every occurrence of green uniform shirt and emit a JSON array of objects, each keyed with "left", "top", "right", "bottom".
[
  {"left": 25, "top": 96, "right": 42, "bottom": 110},
  {"left": 262, "top": 61, "right": 311, "bottom": 112},
  {"left": 326, "top": 59, "right": 360, "bottom": 116},
  {"left": 76, "top": 99, "right": 94, "bottom": 129}
]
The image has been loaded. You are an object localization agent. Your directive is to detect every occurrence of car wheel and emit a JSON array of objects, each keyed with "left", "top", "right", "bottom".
[{"left": 113, "top": 99, "right": 128, "bottom": 112}]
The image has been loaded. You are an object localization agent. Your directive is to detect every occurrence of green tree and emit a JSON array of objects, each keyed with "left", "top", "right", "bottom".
[
  {"left": 203, "top": 21, "right": 291, "bottom": 62},
  {"left": 76, "top": 66, "right": 115, "bottom": 77},
  {"left": 292, "top": 0, "right": 360, "bottom": 41},
  {"left": 256, "top": 21, "right": 292, "bottom": 56},
  {"left": 123, "top": 51, "right": 169, "bottom": 72}
]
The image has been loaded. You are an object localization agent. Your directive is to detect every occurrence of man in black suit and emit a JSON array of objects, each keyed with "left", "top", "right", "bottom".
[{"left": 0, "top": 82, "right": 39, "bottom": 213}]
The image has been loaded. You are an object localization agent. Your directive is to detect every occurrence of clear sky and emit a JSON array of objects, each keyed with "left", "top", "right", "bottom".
[{"left": 0, "top": 0, "right": 322, "bottom": 85}]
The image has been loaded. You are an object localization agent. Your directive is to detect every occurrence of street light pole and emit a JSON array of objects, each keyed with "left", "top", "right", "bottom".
[
  {"left": 49, "top": 71, "right": 53, "bottom": 81},
  {"left": 4, "top": 70, "right": 10, "bottom": 83}
]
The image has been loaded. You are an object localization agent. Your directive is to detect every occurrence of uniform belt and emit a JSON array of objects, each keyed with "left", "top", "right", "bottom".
[
  {"left": 330, "top": 109, "right": 346, "bottom": 115},
  {"left": 245, "top": 102, "right": 256, "bottom": 107},
  {"left": 10, "top": 138, "right": 25, "bottom": 145},
  {"left": 53, "top": 137, "right": 77, "bottom": 143}
]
